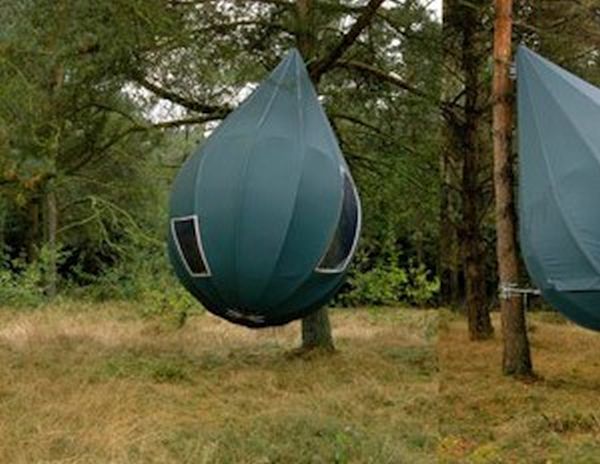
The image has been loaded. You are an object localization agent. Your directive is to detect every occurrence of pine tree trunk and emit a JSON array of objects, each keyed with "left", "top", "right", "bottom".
[
  {"left": 301, "top": 306, "right": 334, "bottom": 352},
  {"left": 442, "top": 0, "right": 493, "bottom": 327},
  {"left": 439, "top": 125, "right": 461, "bottom": 308},
  {"left": 439, "top": 0, "right": 456, "bottom": 308},
  {"left": 0, "top": 197, "right": 5, "bottom": 258},
  {"left": 464, "top": 235, "right": 492, "bottom": 339},
  {"left": 461, "top": 4, "right": 493, "bottom": 340},
  {"left": 44, "top": 188, "right": 58, "bottom": 299},
  {"left": 439, "top": 143, "right": 458, "bottom": 307},
  {"left": 492, "top": 0, "right": 533, "bottom": 376},
  {"left": 44, "top": 45, "right": 64, "bottom": 300},
  {"left": 26, "top": 197, "right": 40, "bottom": 263},
  {"left": 296, "top": 0, "right": 335, "bottom": 352},
  {"left": 462, "top": 170, "right": 493, "bottom": 339}
]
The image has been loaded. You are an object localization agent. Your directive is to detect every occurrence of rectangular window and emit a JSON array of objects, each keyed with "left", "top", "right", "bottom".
[{"left": 171, "top": 215, "right": 211, "bottom": 277}]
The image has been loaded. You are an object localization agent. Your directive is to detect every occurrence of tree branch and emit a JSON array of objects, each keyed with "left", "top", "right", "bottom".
[
  {"left": 335, "top": 59, "right": 428, "bottom": 98},
  {"left": 133, "top": 76, "right": 232, "bottom": 116},
  {"left": 67, "top": 115, "right": 221, "bottom": 175},
  {"left": 309, "top": 0, "right": 385, "bottom": 82},
  {"left": 151, "top": 115, "right": 224, "bottom": 129},
  {"left": 329, "top": 111, "right": 383, "bottom": 134}
]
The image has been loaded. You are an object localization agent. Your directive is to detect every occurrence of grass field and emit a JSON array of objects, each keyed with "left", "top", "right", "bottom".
[
  {"left": 3, "top": 304, "right": 600, "bottom": 463},
  {"left": 0, "top": 304, "right": 437, "bottom": 464},
  {"left": 438, "top": 311, "right": 600, "bottom": 463}
]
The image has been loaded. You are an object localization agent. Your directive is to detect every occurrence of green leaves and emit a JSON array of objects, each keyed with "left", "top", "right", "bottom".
[{"left": 342, "top": 261, "right": 440, "bottom": 307}]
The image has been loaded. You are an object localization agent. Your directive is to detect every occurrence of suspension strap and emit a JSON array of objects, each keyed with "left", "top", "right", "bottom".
[
  {"left": 509, "top": 61, "right": 517, "bottom": 80},
  {"left": 499, "top": 282, "right": 541, "bottom": 300}
]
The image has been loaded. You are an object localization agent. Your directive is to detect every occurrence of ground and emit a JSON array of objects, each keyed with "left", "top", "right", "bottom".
[
  {"left": 3, "top": 304, "right": 600, "bottom": 463},
  {"left": 438, "top": 311, "right": 600, "bottom": 463},
  {"left": 0, "top": 304, "right": 437, "bottom": 464}
]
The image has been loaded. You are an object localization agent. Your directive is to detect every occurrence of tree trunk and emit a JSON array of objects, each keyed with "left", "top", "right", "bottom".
[
  {"left": 26, "top": 197, "right": 40, "bottom": 262},
  {"left": 301, "top": 306, "right": 334, "bottom": 352},
  {"left": 492, "top": 0, "right": 533, "bottom": 376},
  {"left": 439, "top": 0, "right": 454, "bottom": 307},
  {"left": 439, "top": 145, "right": 453, "bottom": 306},
  {"left": 295, "top": 0, "right": 314, "bottom": 61},
  {"left": 461, "top": 4, "right": 493, "bottom": 340},
  {"left": 0, "top": 197, "right": 5, "bottom": 258},
  {"left": 44, "top": 188, "right": 58, "bottom": 299},
  {"left": 463, "top": 232, "right": 492, "bottom": 339},
  {"left": 44, "top": 41, "right": 64, "bottom": 300},
  {"left": 439, "top": 125, "right": 460, "bottom": 307},
  {"left": 462, "top": 166, "right": 493, "bottom": 339},
  {"left": 296, "top": 0, "right": 335, "bottom": 352}
]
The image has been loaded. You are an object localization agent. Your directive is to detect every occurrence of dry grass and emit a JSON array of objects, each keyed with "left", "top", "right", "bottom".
[
  {"left": 438, "top": 311, "right": 600, "bottom": 463},
  {"left": 8, "top": 302, "right": 596, "bottom": 463},
  {"left": 0, "top": 303, "right": 437, "bottom": 463}
]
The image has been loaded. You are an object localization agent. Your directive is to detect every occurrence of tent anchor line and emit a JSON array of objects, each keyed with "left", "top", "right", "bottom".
[{"left": 499, "top": 283, "right": 541, "bottom": 311}]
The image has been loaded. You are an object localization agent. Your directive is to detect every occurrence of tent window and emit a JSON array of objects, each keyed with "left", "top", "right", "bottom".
[
  {"left": 171, "top": 215, "right": 211, "bottom": 277},
  {"left": 316, "top": 171, "right": 361, "bottom": 273}
]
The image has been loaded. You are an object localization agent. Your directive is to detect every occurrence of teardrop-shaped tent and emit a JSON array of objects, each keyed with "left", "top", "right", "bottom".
[
  {"left": 517, "top": 46, "right": 600, "bottom": 330},
  {"left": 167, "top": 49, "right": 361, "bottom": 328}
]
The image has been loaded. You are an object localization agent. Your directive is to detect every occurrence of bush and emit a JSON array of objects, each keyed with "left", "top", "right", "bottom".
[
  {"left": 342, "top": 265, "right": 408, "bottom": 306},
  {"left": 341, "top": 262, "right": 439, "bottom": 307},
  {"left": 404, "top": 264, "right": 441, "bottom": 306},
  {"left": 68, "top": 239, "right": 200, "bottom": 323},
  {"left": 0, "top": 245, "right": 62, "bottom": 308},
  {"left": 0, "top": 260, "right": 44, "bottom": 307}
]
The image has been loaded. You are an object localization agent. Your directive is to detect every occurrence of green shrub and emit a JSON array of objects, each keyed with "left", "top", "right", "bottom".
[
  {"left": 68, "top": 239, "right": 200, "bottom": 323},
  {"left": 404, "top": 264, "right": 441, "bottom": 306},
  {"left": 0, "top": 257, "right": 44, "bottom": 307},
  {"left": 343, "top": 265, "right": 408, "bottom": 306},
  {"left": 341, "top": 262, "right": 439, "bottom": 307},
  {"left": 0, "top": 245, "right": 66, "bottom": 308}
]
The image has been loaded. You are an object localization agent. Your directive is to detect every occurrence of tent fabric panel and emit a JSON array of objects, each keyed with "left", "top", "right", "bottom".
[
  {"left": 518, "top": 47, "right": 600, "bottom": 286},
  {"left": 196, "top": 134, "right": 254, "bottom": 308},
  {"left": 235, "top": 136, "right": 304, "bottom": 308},
  {"left": 517, "top": 46, "right": 600, "bottom": 330},
  {"left": 523, "top": 51, "right": 600, "bottom": 266},
  {"left": 261, "top": 146, "right": 342, "bottom": 308}
]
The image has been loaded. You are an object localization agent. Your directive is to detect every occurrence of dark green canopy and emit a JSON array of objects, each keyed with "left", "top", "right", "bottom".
[
  {"left": 167, "top": 49, "right": 361, "bottom": 327},
  {"left": 517, "top": 46, "right": 600, "bottom": 330}
]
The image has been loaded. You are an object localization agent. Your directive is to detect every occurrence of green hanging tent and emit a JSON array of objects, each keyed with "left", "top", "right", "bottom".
[
  {"left": 517, "top": 46, "right": 600, "bottom": 330},
  {"left": 167, "top": 49, "right": 361, "bottom": 328}
]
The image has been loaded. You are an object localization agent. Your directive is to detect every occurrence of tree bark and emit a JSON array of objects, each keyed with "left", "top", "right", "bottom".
[
  {"left": 26, "top": 197, "right": 40, "bottom": 262},
  {"left": 460, "top": 2, "right": 493, "bottom": 340},
  {"left": 0, "top": 199, "right": 4, "bottom": 258},
  {"left": 301, "top": 306, "right": 334, "bottom": 352},
  {"left": 492, "top": 0, "right": 533, "bottom": 376},
  {"left": 44, "top": 188, "right": 58, "bottom": 299},
  {"left": 442, "top": 0, "right": 494, "bottom": 331},
  {"left": 44, "top": 44, "right": 64, "bottom": 300},
  {"left": 296, "top": 0, "right": 314, "bottom": 61},
  {"left": 439, "top": 0, "right": 462, "bottom": 308}
]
